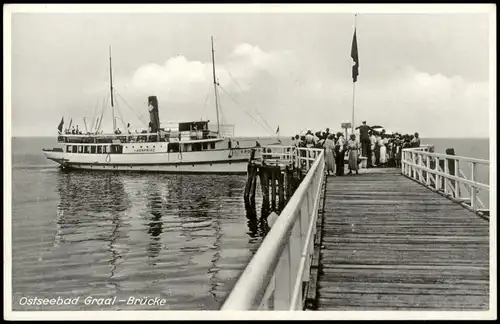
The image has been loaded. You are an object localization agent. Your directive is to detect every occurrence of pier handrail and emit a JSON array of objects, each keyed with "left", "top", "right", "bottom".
[
  {"left": 222, "top": 146, "right": 325, "bottom": 310},
  {"left": 401, "top": 146, "right": 489, "bottom": 213}
]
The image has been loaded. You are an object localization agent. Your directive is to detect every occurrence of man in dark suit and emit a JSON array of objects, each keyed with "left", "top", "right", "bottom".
[{"left": 357, "top": 121, "right": 371, "bottom": 158}]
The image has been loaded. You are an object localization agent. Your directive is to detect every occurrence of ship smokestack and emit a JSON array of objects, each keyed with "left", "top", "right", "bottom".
[{"left": 147, "top": 96, "right": 160, "bottom": 133}]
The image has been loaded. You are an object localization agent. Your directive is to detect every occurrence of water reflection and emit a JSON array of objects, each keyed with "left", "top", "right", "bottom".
[
  {"left": 55, "top": 171, "right": 130, "bottom": 285},
  {"left": 245, "top": 202, "right": 268, "bottom": 238},
  {"left": 145, "top": 183, "right": 164, "bottom": 261},
  {"left": 22, "top": 170, "right": 263, "bottom": 310}
]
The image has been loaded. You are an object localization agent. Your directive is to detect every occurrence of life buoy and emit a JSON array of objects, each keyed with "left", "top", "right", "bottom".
[{"left": 105, "top": 153, "right": 111, "bottom": 163}]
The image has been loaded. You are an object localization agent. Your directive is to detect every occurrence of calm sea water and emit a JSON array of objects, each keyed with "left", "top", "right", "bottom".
[
  {"left": 11, "top": 137, "right": 268, "bottom": 311},
  {"left": 10, "top": 136, "right": 490, "bottom": 310}
]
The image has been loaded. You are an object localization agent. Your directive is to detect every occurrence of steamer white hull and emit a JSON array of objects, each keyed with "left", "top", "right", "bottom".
[{"left": 43, "top": 143, "right": 275, "bottom": 174}]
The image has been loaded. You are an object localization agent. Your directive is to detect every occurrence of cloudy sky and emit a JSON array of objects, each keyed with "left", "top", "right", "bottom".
[{"left": 7, "top": 5, "right": 494, "bottom": 138}]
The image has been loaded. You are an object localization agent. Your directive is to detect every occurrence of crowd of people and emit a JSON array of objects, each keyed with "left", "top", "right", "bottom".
[{"left": 291, "top": 122, "right": 422, "bottom": 177}]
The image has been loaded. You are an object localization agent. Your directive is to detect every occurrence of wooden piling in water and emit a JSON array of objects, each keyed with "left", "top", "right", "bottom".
[
  {"left": 271, "top": 167, "right": 277, "bottom": 210},
  {"left": 250, "top": 167, "right": 258, "bottom": 205},
  {"left": 286, "top": 166, "right": 293, "bottom": 201},
  {"left": 244, "top": 164, "right": 254, "bottom": 204},
  {"left": 260, "top": 167, "right": 270, "bottom": 211},
  {"left": 278, "top": 169, "right": 285, "bottom": 210}
]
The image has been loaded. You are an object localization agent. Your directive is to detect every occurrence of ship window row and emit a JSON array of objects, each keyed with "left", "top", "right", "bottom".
[
  {"left": 66, "top": 145, "right": 123, "bottom": 154},
  {"left": 66, "top": 142, "right": 217, "bottom": 154}
]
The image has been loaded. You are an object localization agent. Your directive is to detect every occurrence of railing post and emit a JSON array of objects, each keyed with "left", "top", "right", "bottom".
[
  {"left": 435, "top": 157, "right": 440, "bottom": 190},
  {"left": 426, "top": 155, "right": 430, "bottom": 186},
  {"left": 274, "top": 238, "right": 291, "bottom": 310},
  {"left": 418, "top": 153, "right": 424, "bottom": 182},
  {"left": 454, "top": 159, "right": 460, "bottom": 198},
  {"left": 289, "top": 218, "right": 302, "bottom": 310},
  {"left": 411, "top": 152, "right": 416, "bottom": 179},
  {"left": 471, "top": 162, "right": 477, "bottom": 211},
  {"left": 444, "top": 157, "right": 449, "bottom": 195},
  {"left": 401, "top": 151, "right": 405, "bottom": 174},
  {"left": 300, "top": 188, "right": 310, "bottom": 283}
]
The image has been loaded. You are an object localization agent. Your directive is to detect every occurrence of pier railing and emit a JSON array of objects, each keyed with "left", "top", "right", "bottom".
[
  {"left": 260, "top": 145, "right": 321, "bottom": 170},
  {"left": 401, "top": 146, "right": 490, "bottom": 215},
  {"left": 222, "top": 146, "right": 325, "bottom": 310}
]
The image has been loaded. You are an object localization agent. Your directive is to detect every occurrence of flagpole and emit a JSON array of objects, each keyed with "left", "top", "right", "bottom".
[
  {"left": 351, "top": 13, "right": 358, "bottom": 135},
  {"left": 352, "top": 81, "right": 356, "bottom": 135}
]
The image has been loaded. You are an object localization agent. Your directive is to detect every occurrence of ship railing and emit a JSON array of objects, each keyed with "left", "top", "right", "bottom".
[
  {"left": 401, "top": 146, "right": 490, "bottom": 214},
  {"left": 57, "top": 130, "right": 218, "bottom": 144},
  {"left": 222, "top": 146, "right": 325, "bottom": 310}
]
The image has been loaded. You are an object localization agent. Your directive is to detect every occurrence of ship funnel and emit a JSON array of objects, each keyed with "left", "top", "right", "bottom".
[{"left": 147, "top": 96, "right": 161, "bottom": 132}]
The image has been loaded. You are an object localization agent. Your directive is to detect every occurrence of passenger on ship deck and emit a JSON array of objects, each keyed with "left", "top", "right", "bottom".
[
  {"left": 127, "top": 123, "right": 131, "bottom": 134},
  {"left": 335, "top": 132, "right": 345, "bottom": 176},
  {"left": 323, "top": 134, "right": 336, "bottom": 176},
  {"left": 347, "top": 134, "right": 360, "bottom": 175},
  {"left": 71, "top": 126, "right": 76, "bottom": 134}
]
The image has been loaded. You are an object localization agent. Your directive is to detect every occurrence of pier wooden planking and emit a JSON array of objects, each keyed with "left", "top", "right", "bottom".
[{"left": 316, "top": 168, "right": 489, "bottom": 311}]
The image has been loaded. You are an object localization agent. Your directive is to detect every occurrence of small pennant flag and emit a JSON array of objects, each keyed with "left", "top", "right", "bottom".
[
  {"left": 276, "top": 125, "right": 280, "bottom": 134},
  {"left": 351, "top": 29, "right": 359, "bottom": 82},
  {"left": 57, "top": 117, "right": 64, "bottom": 132}
]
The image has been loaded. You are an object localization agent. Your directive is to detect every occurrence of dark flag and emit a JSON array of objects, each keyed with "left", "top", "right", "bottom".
[
  {"left": 276, "top": 125, "right": 279, "bottom": 134},
  {"left": 351, "top": 29, "right": 359, "bottom": 82},
  {"left": 57, "top": 117, "right": 64, "bottom": 132}
]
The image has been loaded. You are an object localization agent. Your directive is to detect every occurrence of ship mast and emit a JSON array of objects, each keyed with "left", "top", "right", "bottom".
[
  {"left": 211, "top": 36, "right": 220, "bottom": 136},
  {"left": 109, "top": 46, "right": 116, "bottom": 133}
]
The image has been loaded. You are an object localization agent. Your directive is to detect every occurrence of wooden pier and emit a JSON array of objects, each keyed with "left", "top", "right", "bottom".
[
  {"left": 314, "top": 168, "right": 490, "bottom": 310},
  {"left": 222, "top": 145, "right": 491, "bottom": 314}
]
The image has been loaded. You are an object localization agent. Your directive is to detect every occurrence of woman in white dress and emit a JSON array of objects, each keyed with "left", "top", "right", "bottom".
[
  {"left": 323, "top": 134, "right": 336, "bottom": 176},
  {"left": 379, "top": 135, "right": 387, "bottom": 167}
]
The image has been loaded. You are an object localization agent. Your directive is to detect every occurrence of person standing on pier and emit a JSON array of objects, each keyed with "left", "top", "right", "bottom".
[
  {"left": 347, "top": 134, "right": 360, "bottom": 175},
  {"left": 356, "top": 121, "right": 371, "bottom": 158},
  {"left": 369, "top": 131, "right": 377, "bottom": 167},
  {"left": 305, "top": 130, "right": 315, "bottom": 148},
  {"left": 335, "top": 132, "right": 346, "bottom": 176},
  {"left": 411, "top": 132, "right": 421, "bottom": 148},
  {"left": 378, "top": 135, "right": 387, "bottom": 167},
  {"left": 323, "top": 134, "right": 337, "bottom": 176}
]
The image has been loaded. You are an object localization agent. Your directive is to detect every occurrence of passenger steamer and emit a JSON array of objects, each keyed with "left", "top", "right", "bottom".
[{"left": 43, "top": 38, "right": 280, "bottom": 173}]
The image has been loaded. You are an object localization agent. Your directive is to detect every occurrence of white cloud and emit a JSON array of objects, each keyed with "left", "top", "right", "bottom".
[{"left": 129, "top": 43, "right": 295, "bottom": 104}]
